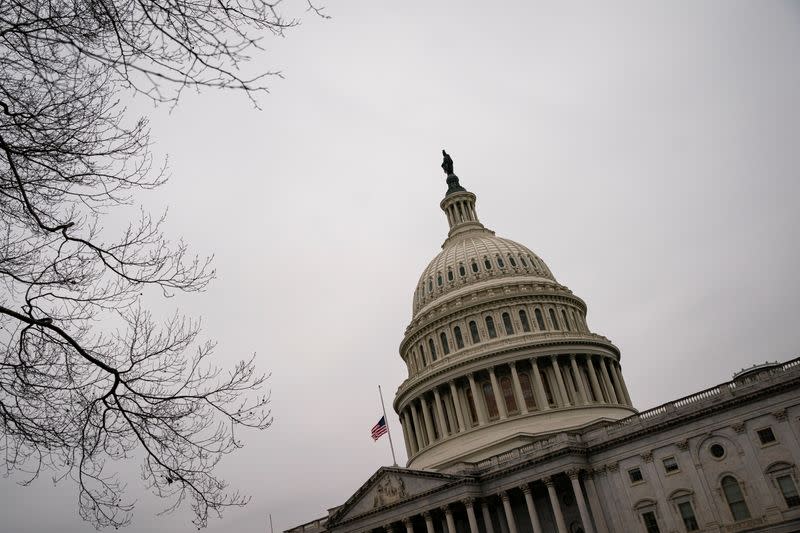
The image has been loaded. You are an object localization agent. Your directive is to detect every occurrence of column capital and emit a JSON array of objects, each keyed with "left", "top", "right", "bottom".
[
  {"left": 440, "top": 504, "right": 452, "bottom": 515},
  {"left": 519, "top": 483, "right": 532, "bottom": 495},
  {"left": 384, "top": 524, "right": 395, "bottom": 533},
  {"left": 676, "top": 439, "right": 689, "bottom": 451},
  {"left": 402, "top": 517, "right": 413, "bottom": 526},
  {"left": 566, "top": 468, "right": 581, "bottom": 480},
  {"left": 488, "top": 366, "right": 496, "bottom": 376},
  {"left": 462, "top": 497, "right": 475, "bottom": 506},
  {"left": 422, "top": 511, "right": 433, "bottom": 520},
  {"left": 508, "top": 360, "right": 517, "bottom": 369},
  {"left": 542, "top": 476, "right": 555, "bottom": 487},
  {"left": 606, "top": 462, "right": 619, "bottom": 472},
  {"left": 569, "top": 353, "right": 576, "bottom": 361},
  {"left": 499, "top": 490, "right": 510, "bottom": 502},
  {"left": 591, "top": 465, "right": 607, "bottom": 477},
  {"left": 640, "top": 451, "right": 654, "bottom": 463}
]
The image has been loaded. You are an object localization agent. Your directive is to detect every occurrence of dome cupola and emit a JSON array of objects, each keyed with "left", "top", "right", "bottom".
[{"left": 393, "top": 152, "right": 636, "bottom": 470}]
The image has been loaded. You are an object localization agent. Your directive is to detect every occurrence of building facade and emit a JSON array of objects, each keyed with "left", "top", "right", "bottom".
[{"left": 288, "top": 163, "right": 800, "bottom": 533}]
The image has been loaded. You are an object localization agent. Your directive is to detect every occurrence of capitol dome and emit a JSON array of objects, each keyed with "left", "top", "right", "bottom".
[{"left": 394, "top": 158, "right": 636, "bottom": 471}]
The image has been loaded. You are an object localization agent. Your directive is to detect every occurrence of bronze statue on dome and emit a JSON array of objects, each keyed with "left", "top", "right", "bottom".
[{"left": 441, "top": 150, "right": 454, "bottom": 176}]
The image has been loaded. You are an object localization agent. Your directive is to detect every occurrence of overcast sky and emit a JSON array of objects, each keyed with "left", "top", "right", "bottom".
[{"left": 4, "top": 1, "right": 800, "bottom": 532}]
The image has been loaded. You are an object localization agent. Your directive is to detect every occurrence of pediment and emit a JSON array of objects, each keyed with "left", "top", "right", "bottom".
[{"left": 328, "top": 467, "right": 465, "bottom": 525}]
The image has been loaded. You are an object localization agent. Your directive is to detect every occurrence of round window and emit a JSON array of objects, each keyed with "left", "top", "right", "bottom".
[{"left": 710, "top": 443, "right": 725, "bottom": 459}]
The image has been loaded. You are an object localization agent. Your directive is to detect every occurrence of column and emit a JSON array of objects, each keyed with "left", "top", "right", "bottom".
[
  {"left": 468, "top": 373, "right": 488, "bottom": 425},
  {"left": 521, "top": 484, "right": 543, "bottom": 533},
  {"left": 443, "top": 505, "right": 456, "bottom": 533},
  {"left": 400, "top": 410, "right": 413, "bottom": 456},
  {"left": 421, "top": 396, "right": 435, "bottom": 443},
  {"left": 544, "top": 477, "right": 568, "bottom": 533},
  {"left": 403, "top": 517, "right": 414, "bottom": 533},
  {"left": 449, "top": 381, "right": 466, "bottom": 432},
  {"left": 481, "top": 501, "right": 496, "bottom": 533},
  {"left": 464, "top": 498, "right": 480, "bottom": 533},
  {"left": 443, "top": 391, "right": 457, "bottom": 434},
  {"left": 585, "top": 355, "right": 604, "bottom": 403},
  {"left": 599, "top": 358, "right": 618, "bottom": 404},
  {"left": 551, "top": 356, "right": 570, "bottom": 407},
  {"left": 423, "top": 511, "right": 435, "bottom": 533},
  {"left": 611, "top": 362, "right": 632, "bottom": 406},
  {"left": 500, "top": 491, "right": 518, "bottom": 533},
  {"left": 530, "top": 358, "right": 549, "bottom": 410},
  {"left": 584, "top": 472, "right": 609, "bottom": 533},
  {"left": 607, "top": 360, "right": 625, "bottom": 405},
  {"left": 409, "top": 404, "right": 425, "bottom": 449},
  {"left": 433, "top": 388, "right": 449, "bottom": 438},
  {"left": 488, "top": 367, "right": 508, "bottom": 419},
  {"left": 569, "top": 354, "right": 588, "bottom": 405},
  {"left": 568, "top": 470, "right": 595, "bottom": 533},
  {"left": 510, "top": 362, "right": 528, "bottom": 414}
]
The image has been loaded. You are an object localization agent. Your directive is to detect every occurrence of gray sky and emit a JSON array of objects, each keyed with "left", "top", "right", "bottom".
[{"left": 4, "top": 1, "right": 800, "bottom": 531}]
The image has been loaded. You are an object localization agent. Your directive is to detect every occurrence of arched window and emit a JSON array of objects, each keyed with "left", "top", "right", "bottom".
[
  {"left": 570, "top": 309, "right": 579, "bottom": 331},
  {"left": 500, "top": 376, "right": 517, "bottom": 414},
  {"left": 469, "top": 321, "right": 480, "bottom": 343},
  {"left": 518, "top": 372, "right": 537, "bottom": 409},
  {"left": 471, "top": 260, "right": 479, "bottom": 273},
  {"left": 440, "top": 332, "right": 450, "bottom": 355},
  {"left": 519, "top": 255, "right": 528, "bottom": 267},
  {"left": 722, "top": 476, "right": 751, "bottom": 521},
  {"left": 419, "top": 344, "right": 426, "bottom": 366},
  {"left": 484, "top": 257, "right": 492, "bottom": 270},
  {"left": 485, "top": 316, "right": 497, "bottom": 338},
  {"left": 465, "top": 388, "right": 478, "bottom": 425},
  {"left": 482, "top": 382, "right": 499, "bottom": 419},
  {"left": 534, "top": 308, "right": 546, "bottom": 330},
  {"left": 428, "top": 338, "right": 437, "bottom": 361},
  {"left": 437, "top": 273, "right": 443, "bottom": 286},
  {"left": 428, "top": 278, "right": 433, "bottom": 292},
  {"left": 453, "top": 326, "right": 464, "bottom": 349},
  {"left": 497, "top": 255, "right": 505, "bottom": 268},
  {"left": 562, "top": 309, "right": 571, "bottom": 332},
  {"left": 447, "top": 268, "right": 454, "bottom": 282},
  {"left": 519, "top": 309, "right": 531, "bottom": 332},
  {"left": 502, "top": 312, "right": 514, "bottom": 335},
  {"left": 549, "top": 308, "right": 560, "bottom": 330},
  {"left": 508, "top": 255, "right": 517, "bottom": 267},
  {"left": 459, "top": 264, "right": 466, "bottom": 277}
]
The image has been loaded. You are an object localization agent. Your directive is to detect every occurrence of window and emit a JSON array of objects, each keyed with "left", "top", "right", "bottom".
[
  {"left": 453, "top": 326, "right": 464, "bottom": 349},
  {"left": 437, "top": 273, "right": 443, "bottom": 287},
  {"left": 500, "top": 376, "right": 517, "bottom": 414},
  {"left": 428, "top": 278, "right": 433, "bottom": 292},
  {"left": 497, "top": 256, "right": 505, "bottom": 268},
  {"left": 469, "top": 321, "right": 480, "bottom": 343},
  {"left": 757, "top": 427, "right": 776, "bottom": 445},
  {"left": 519, "top": 310, "right": 531, "bottom": 332},
  {"left": 419, "top": 344, "right": 426, "bottom": 366},
  {"left": 677, "top": 501, "right": 698, "bottom": 531},
  {"left": 534, "top": 308, "right": 546, "bottom": 330},
  {"left": 502, "top": 312, "right": 514, "bottom": 335},
  {"left": 483, "top": 382, "right": 499, "bottom": 419},
  {"left": 508, "top": 255, "right": 517, "bottom": 267},
  {"left": 447, "top": 268, "right": 454, "bottom": 282},
  {"left": 721, "top": 476, "right": 751, "bottom": 521},
  {"left": 777, "top": 475, "right": 800, "bottom": 507},
  {"left": 440, "top": 332, "right": 450, "bottom": 356},
  {"left": 428, "top": 339, "right": 437, "bottom": 361},
  {"left": 549, "top": 308, "right": 560, "bottom": 330},
  {"left": 518, "top": 372, "right": 537, "bottom": 409},
  {"left": 485, "top": 316, "right": 497, "bottom": 338},
  {"left": 710, "top": 443, "right": 725, "bottom": 459},
  {"left": 641, "top": 511, "right": 660, "bottom": 533},
  {"left": 471, "top": 261, "right": 479, "bottom": 273},
  {"left": 663, "top": 456, "right": 679, "bottom": 473},
  {"left": 484, "top": 257, "right": 492, "bottom": 270},
  {"left": 629, "top": 468, "right": 644, "bottom": 484},
  {"left": 562, "top": 309, "right": 571, "bottom": 332},
  {"left": 459, "top": 264, "right": 466, "bottom": 277},
  {"left": 520, "top": 255, "right": 528, "bottom": 267}
]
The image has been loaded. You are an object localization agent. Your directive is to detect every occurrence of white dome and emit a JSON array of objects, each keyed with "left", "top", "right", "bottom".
[{"left": 412, "top": 232, "right": 556, "bottom": 316}]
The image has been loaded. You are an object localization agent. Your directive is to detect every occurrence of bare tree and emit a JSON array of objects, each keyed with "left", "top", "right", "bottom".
[{"left": 0, "top": 0, "right": 323, "bottom": 528}]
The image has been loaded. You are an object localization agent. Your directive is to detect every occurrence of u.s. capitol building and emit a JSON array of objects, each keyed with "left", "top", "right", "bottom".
[{"left": 288, "top": 157, "right": 800, "bottom": 533}]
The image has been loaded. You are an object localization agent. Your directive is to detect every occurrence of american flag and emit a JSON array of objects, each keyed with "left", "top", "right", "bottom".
[{"left": 371, "top": 416, "right": 388, "bottom": 441}]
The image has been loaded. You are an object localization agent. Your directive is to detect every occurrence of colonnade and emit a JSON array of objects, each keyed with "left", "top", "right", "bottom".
[
  {"left": 399, "top": 354, "right": 631, "bottom": 457},
  {"left": 376, "top": 470, "right": 604, "bottom": 533}
]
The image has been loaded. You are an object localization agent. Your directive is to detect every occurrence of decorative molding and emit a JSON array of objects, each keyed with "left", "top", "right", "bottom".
[
  {"left": 732, "top": 422, "right": 746, "bottom": 434},
  {"left": 373, "top": 474, "right": 408, "bottom": 508},
  {"left": 676, "top": 440, "right": 690, "bottom": 452},
  {"left": 422, "top": 511, "right": 432, "bottom": 521},
  {"left": 440, "top": 505, "right": 452, "bottom": 515},
  {"left": 773, "top": 409, "right": 788, "bottom": 421},
  {"left": 542, "top": 476, "right": 555, "bottom": 486},
  {"left": 519, "top": 484, "right": 532, "bottom": 494},
  {"left": 566, "top": 468, "right": 581, "bottom": 480},
  {"left": 462, "top": 497, "right": 475, "bottom": 507},
  {"left": 499, "top": 491, "right": 510, "bottom": 502},
  {"left": 641, "top": 451, "right": 654, "bottom": 463},
  {"left": 606, "top": 462, "right": 619, "bottom": 472}
]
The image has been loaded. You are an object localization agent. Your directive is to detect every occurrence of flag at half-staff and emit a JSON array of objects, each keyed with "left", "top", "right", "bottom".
[{"left": 371, "top": 416, "right": 388, "bottom": 441}]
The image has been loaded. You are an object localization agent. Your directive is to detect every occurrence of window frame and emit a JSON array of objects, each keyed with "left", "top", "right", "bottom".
[
  {"left": 756, "top": 426, "right": 777, "bottom": 446},
  {"left": 662, "top": 456, "right": 680, "bottom": 475},
  {"left": 721, "top": 475, "right": 751, "bottom": 522},
  {"left": 628, "top": 467, "right": 645, "bottom": 485},
  {"left": 765, "top": 462, "right": 800, "bottom": 509}
]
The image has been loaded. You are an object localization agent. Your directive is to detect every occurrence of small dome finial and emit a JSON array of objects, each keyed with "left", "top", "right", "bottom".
[{"left": 441, "top": 149, "right": 454, "bottom": 176}]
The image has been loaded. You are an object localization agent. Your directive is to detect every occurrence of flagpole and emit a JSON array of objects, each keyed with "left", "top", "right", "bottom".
[{"left": 378, "top": 385, "right": 398, "bottom": 467}]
